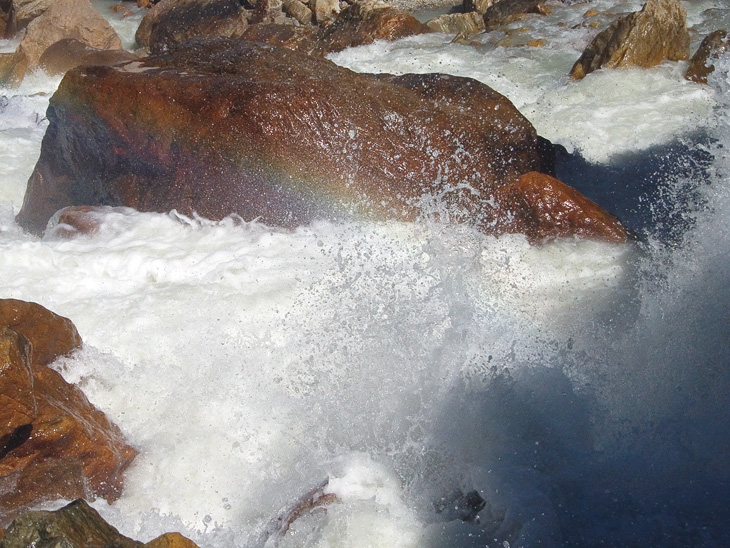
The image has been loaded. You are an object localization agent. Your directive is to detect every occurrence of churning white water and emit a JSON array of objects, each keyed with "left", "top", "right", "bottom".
[{"left": 1, "top": 0, "right": 729, "bottom": 546}]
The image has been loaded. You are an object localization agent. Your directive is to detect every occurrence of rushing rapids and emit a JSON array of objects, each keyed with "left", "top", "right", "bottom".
[{"left": 1, "top": 0, "right": 729, "bottom": 547}]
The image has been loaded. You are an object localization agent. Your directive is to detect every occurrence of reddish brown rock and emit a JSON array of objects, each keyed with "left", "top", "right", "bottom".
[
  {"left": 135, "top": 0, "right": 250, "bottom": 54},
  {"left": 0, "top": 301, "right": 137, "bottom": 527},
  {"left": 685, "top": 29, "right": 729, "bottom": 85},
  {"left": 17, "top": 38, "right": 554, "bottom": 236},
  {"left": 489, "top": 171, "right": 627, "bottom": 243},
  {"left": 570, "top": 0, "right": 689, "bottom": 80},
  {"left": 0, "top": 299, "right": 81, "bottom": 367},
  {"left": 38, "top": 39, "right": 138, "bottom": 77}
]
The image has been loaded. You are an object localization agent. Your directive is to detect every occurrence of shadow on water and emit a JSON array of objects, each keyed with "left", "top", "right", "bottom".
[
  {"left": 554, "top": 131, "right": 716, "bottom": 245},
  {"left": 421, "top": 134, "right": 730, "bottom": 548}
]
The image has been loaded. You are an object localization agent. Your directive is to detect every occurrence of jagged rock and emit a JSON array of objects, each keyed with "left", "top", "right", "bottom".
[
  {"left": 0, "top": 300, "right": 137, "bottom": 527},
  {"left": 16, "top": 38, "right": 567, "bottom": 239},
  {"left": 135, "top": 0, "right": 250, "bottom": 54},
  {"left": 489, "top": 171, "right": 627, "bottom": 243},
  {"left": 38, "top": 39, "right": 137, "bottom": 76},
  {"left": 426, "top": 11, "right": 485, "bottom": 35},
  {"left": 0, "top": 0, "right": 121, "bottom": 86},
  {"left": 570, "top": 0, "right": 689, "bottom": 80},
  {"left": 685, "top": 29, "right": 729, "bottom": 84},
  {"left": 483, "top": 0, "right": 543, "bottom": 31},
  {"left": 463, "top": 0, "right": 494, "bottom": 16}
]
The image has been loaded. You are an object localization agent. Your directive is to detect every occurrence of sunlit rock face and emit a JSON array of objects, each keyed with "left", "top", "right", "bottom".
[
  {"left": 17, "top": 38, "right": 557, "bottom": 236},
  {"left": 0, "top": 300, "right": 137, "bottom": 527},
  {"left": 570, "top": 0, "right": 690, "bottom": 80}
]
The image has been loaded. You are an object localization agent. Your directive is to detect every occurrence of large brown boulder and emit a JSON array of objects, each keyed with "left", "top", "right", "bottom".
[
  {"left": 16, "top": 38, "right": 549, "bottom": 235},
  {"left": 135, "top": 0, "right": 251, "bottom": 54},
  {"left": 0, "top": 0, "right": 122, "bottom": 85},
  {"left": 16, "top": 39, "right": 625, "bottom": 243},
  {"left": 685, "top": 29, "right": 729, "bottom": 85},
  {"left": 0, "top": 300, "right": 137, "bottom": 527},
  {"left": 570, "top": 0, "right": 689, "bottom": 80}
]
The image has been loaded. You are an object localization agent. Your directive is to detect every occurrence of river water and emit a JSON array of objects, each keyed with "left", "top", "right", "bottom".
[{"left": 1, "top": 0, "right": 729, "bottom": 546}]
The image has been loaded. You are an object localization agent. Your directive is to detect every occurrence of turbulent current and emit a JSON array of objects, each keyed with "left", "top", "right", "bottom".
[{"left": 1, "top": 0, "right": 729, "bottom": 546}]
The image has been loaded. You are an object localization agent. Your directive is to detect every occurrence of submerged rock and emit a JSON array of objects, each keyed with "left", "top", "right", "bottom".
[
  {"left": 570, "top": 0, "right": 689, "bottom": 80},
  {"left": 685, "top": 29, "right": 729, "bottom": 84},
  {"left": 17, "top": 39, "right": 624, "bottom": 243},
  {"left": 0, "top": 300, "right": 137, "bottom": 527}
]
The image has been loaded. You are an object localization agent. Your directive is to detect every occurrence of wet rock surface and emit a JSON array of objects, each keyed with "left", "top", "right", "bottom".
[
  {"left": 0, "top": 300, "right": 137, "bottom": 527},
  {"left": 17, "top": 38, "right": 563, "bottom": 238}
]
